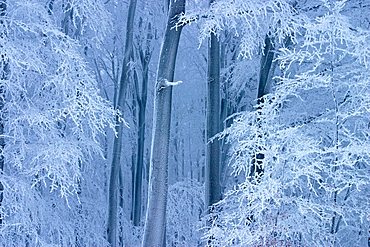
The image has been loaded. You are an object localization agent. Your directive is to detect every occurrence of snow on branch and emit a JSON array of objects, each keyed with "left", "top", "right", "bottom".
[
  {"left": 157, "top": 78, "right": 184, "bottom": 91},
  {"left": 178, "top": 0, "right": 302, "bottom": 58}
]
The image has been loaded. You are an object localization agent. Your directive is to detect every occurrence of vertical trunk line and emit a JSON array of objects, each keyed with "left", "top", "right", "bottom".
[
  {"left": 142, "top": 0, "right": 185, "bottom": 246},
  {"left": 107, "top": 0, "right": 138, "bottom": 246},
  {"left": 250, "top": 35, "right": 275, "bottom": 181},
  {"left": 205, "top": 0, "right": 222, "bottom": 213},
  {"left": 132, "top": 25, "right": 152, "bottom": 226}
]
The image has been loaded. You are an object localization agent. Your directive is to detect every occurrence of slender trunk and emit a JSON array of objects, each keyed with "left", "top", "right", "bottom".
[
  {"left": 220, "top": 38, "right": 237, "bottom": 192},
  {"left": 130, "top": 95, "right": 137, "bottom": 222},
  {"left": 107, "top": 0, "right": 137, "bottom": 246},
  {"left": 0, "top": 0, "right": 7, "bottom": 227},
  {"left": 251, "top": 35, "right": 275, "bottom": 180},
  {"left": 118, "top": 165, "right": 125, "bottom": 245},
  {"left": 257, "top": 35, "right": 274, "bottom": 100},
  {"left": 205, "top": 0, "right": 222, "bottom": 212},
  {"left": 142, "top": 0, "right": 185, "bottom": 246},
  {"left": 132, "top": 52, "right": 149, "bottom": 226},
  {"left": 132, "top": 103, "right": 145, "bottom": 226}
]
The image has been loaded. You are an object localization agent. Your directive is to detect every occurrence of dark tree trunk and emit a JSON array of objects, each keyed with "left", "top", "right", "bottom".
[
  {"left": 251, "top": 35, "right": 275, "bottom": 180},
  {"left": 205, "top": 0, "right": 222, "bottom": 212},
  {"left": 132, "top": 27, "right": 151, "bottom": 225},
  {"left": 107, "top": 0, "right": 138, "bottom": 246},
  {"left": 257, "top": 35, "right": 275, "bottom": 99}
]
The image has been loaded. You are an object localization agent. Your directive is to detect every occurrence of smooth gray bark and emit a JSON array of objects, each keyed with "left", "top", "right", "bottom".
[
  {"left": 142, "top": 0, "right": 185, "bottom": 246},
  {"left": 107, "top": 0, "right": 137, "bottom": 246},
  {"left": 205, "top": 0, "right": 222, "bottom": 211}
]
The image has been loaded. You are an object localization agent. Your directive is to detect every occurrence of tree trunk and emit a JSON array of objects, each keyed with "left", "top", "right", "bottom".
[
  {"left": 251, "top": 35, "right": 275, "bottom": 180},
  {"left": 107, "top": 0, "right": 137, "bottom": 246},
  {"left": 205, "top": 0, "right": 222, "bottom": 212},
  {"left": 132, "top": 99, "right": 145, "bottom": 226},
  {"left": 142, "top": 0, "right": 185, "bottom": 246},
  {"left": 132, "top": 32, "right": 151, "bottom": 226},
  {"left": 220, "top": 36, "right": 237, "bottom": 192},
  {"left": 257, "top": 35, "right": 274, "bottom": 100}
]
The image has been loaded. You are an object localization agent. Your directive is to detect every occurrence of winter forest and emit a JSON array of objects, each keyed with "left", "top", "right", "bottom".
[{"left": 1, "top": 0, "right": 370, "bottom": 246}]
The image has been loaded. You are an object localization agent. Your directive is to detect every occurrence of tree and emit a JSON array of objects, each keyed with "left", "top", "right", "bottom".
[
  {"left": 0, "top": 1, "right": 115, "bottom": 245},
  {"left": 106, "top": 0, "right": 137, "bottom": 245},
  {"left": 205, "top": 0, "right": 222, "bottom": 214},
  {"left": 250, "top": 35, "right": 277, "bottom": 180},
  {"left": 131, "top": 17, "right": 153, "bottom": 227},
  {"left": 142, "top": 0, "right": 185, "bottom": 246},
  {"left": 166, "top": 179, "right": 204, "bottom": 246},
  {"left": 205, "top": 1, "right": 370, "bottom": 246}
]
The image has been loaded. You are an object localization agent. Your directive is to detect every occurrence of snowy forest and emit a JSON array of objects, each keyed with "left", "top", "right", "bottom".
[{"left": 0, "top": 0, "right": 370, "bottom": 246}]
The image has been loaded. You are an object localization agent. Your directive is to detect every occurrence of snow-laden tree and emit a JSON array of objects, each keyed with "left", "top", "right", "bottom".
[
  {"left": 178, "top": 0, "right": 305, "bottom": 194},
  {"left": 178, "top": 0, "right": 303, "bottom": 58},
  {"left": 0, "top": 0, "right": 116, "bottom": 246},
  {"left": 204, "top": 1, "right": 370, "bottom": 246},
  {"left": 50, "top": 0, "right": 112, "bottom": 41},
  {"left": 166, "top": 179, "right": 204, "bottom": 247}
]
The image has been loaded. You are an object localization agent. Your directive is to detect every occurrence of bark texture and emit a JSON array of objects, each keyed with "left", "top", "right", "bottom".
[{"left": 142, "top": 0, "right": 185, "bottom": 246}]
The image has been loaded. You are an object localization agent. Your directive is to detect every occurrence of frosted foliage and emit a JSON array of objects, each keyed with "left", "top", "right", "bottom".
[
  {"left": 166, "top": 179, "right": 204, "bottom": 247},
  {"left": 0, "top": 0, "right": 115, "bottom": 246},
  {"left": 207, "top": 2, "right": 370, "bottom": 246},
  {"left": 178, "top": 0, "right": 303, "bottom": 58},
  {"left": 118, "top": 212, "right": 142, "bottom": 246},
  {"left": 1, "top": 168, "right": 110, "bottom": 246},
  {"left": 53, "top": 0, "right": 112, "bottom": 41}
]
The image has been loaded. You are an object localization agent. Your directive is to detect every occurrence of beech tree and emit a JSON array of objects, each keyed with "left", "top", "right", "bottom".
[
  {"left": 203, "top": 1, "right": 370, "bottom": 246},
  {"left": 0, "top": 0, "right": 115, "bottom": 246},
  {"left": 142, "top": 0, "right": 185, "bottom": 246},
  {"left": 130, "top": 18, "right": 154, "bottom": 227},
  {"left": 106, "top": 0, "right": 137, "bottom": 245}
]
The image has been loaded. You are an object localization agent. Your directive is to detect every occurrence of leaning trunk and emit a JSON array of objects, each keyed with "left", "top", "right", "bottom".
[{"left": 142, "top": 0, "right": 185, "bottom": 246}]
